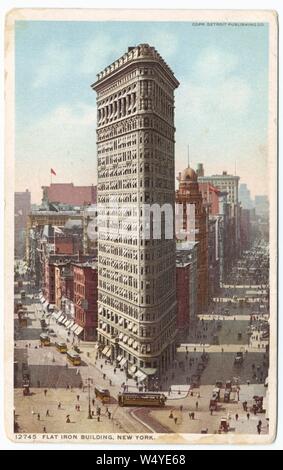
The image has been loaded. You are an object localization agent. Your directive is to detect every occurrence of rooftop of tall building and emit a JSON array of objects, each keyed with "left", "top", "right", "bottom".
[{"left": 93, "top": 43, "right": 179, "bottom": 87}]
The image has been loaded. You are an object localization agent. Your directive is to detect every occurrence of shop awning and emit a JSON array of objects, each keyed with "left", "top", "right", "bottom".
[
  {"left": 40, "top": 297, "right": 45, "bottom": 304},
  {"left": 123, "top": 335, "right": 128, "bottom": 344},
  {"left": 102, "top": 346, "right": 109, "bottom": 355},
  {"left": 128, "top": 338, "right": 134, "bottom": 347},
  {"left": 119, "top": 318, "right": 123, "bottom": 325},
  {"left": 65, "top": 320, "right": 71, "bottom": 328},
  {"left": 133, "top": 341, "right": 138, "bottom": 349},
  {"left": 71, "top": 323, "right": 79, "bottom": 331},
  {"left": 119, "top": 333, "right": 123, "bottom": 340},
  {"left": 120, "top": 357, "right": 127, "bottom": 367},
  {"left": 43, "top": 301, "right": 49, "bottom": 309},
  {"left": 134, "top": 370, "right": 147, "bottom": 381},
  {"left": 129, "top": 365, "right": 137, "bottom": 375},
  {"left": 58, "top": 314, "right": 65, "bottom": 322},
  {"left": 67, "top": 321, "right": 75, "bottom": 329},
  {"left": 132, "top": 325, "right": 138, "bottom": 333},
  {"left": 105, "top": 348, "right": 112, "bottom": 358},
  {"left": 116, "top": 355, "right": 122, "bottom": 362},
  {"left": 74, "top": 325, "right": 84, "bottom": 336},
  {"left": 62, "top": 317, "right": 69, "bottom": 325}
]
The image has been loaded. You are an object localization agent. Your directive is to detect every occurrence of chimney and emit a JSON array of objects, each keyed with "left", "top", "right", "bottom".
[{"left": 128, "top": 47, "right": 135, "bottom": 52}]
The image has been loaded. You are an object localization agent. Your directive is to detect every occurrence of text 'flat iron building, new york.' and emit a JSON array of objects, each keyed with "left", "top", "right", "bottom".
[{"left": 92, "top": 44, "right": 179, "bottom": 382}]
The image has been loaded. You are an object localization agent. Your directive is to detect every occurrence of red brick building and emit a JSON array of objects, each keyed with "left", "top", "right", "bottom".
[
  {"left": 14, "top": 189, "right": 31, "bottom": 258},
  {"left": 198, "top": 182, "right": 220, "bottom": 216},
  {"left": 176, "top": 262, "right": 191, "bottom": 335},
  {"left": 176, "top": 166, "right": 208, "bottom": 315},
  {"left": 42, "top": 183, "right": 96, "bottom": 206},
  {"left": 73, "top": 262, "right": 98, "bottom": 341}
]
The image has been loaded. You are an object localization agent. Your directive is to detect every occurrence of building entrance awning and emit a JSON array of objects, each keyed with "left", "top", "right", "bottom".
[
  {"left": 105, "top": 348, "right": 112, "bottom": 358},
  {"left": 74, "top": 325, "right": 84, "bottom": 336},
  {"left": 120, "top": 357, "right": 127, "bottom": 367}
]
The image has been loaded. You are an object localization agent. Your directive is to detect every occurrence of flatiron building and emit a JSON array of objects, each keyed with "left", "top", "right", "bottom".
[{"left": 92, "top": 44, "right": 179, "bottom": 380}]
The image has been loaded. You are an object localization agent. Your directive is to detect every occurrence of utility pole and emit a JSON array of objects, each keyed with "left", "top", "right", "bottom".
[{"left": 86, "top": 377, "right": 93, "bottom": 419}]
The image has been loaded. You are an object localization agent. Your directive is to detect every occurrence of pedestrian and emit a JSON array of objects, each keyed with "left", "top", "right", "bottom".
[
  {"left": 174, "top": 417, "right": 178, "bottom": 424},
  {"left": 44, "top": 389, "right": 47, "bottom": 397},
  {"left": 210, "top": 407, "right": 213, "bottom": 416},
  {"left": 76, "top": 394, "right": 80, "bottom": 401},
  {"left": 257, "top": 424, "right": 261, "bottom": 435},
  {"left": 235, "top": 413, "right": 239, "bottom": 421},
  {"left": 180, "top": 405, "right": 183, "bottom": 412},
  {"left": 108, "top": 411, "right": 111, "bottom": 420},
  {"left": 191, "top": 412, "right": 195, "bottom": 420},
  {"left": 169, "top": 411, "right": 173, "bottom": 419},
  {"left": 46, "top": 410, "right": 50, "bottom": 417},
  {"left": 37, "top": 413, "right": 40, "bottom": 421},
  {"left": 66, "top": 415, "right": 70, "bottom": 423},
  {"left": 43, "top": 427, "right": 47, "bottom": 433},
  {"left": 58, "top": 402, "right": 61, "bottom": 409},
  {"left": 196, "top": 401, "right": 199, "bottom": 410},
  {"left": 247, "top": 412, "right": 250, "bottom": 420},
  {"left": 100, "top": 364, "right": 103, "bottom": 370},
  {"left": 92, "top": 398, "right": 95, "bottom": 406},
  {"left": 103, "top": 373, "right": 106, "bottom": 380},
  {"left": 77, "top": 405, "right": 80, "bottom": 412}
]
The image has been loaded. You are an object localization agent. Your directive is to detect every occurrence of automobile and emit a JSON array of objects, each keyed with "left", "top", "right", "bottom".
[
  {"left": 225, "top": 380, "right": 232, "bottom": 390},
  {"left": 215, "top": 380, "right": 223, "bottom": 388},
  {"left": 219, "top": 417, "right": 230, "bottom": 433},
  {"left": 234, "top": 352, "right": 244, "bottom": 365},
  {"left": 74, "top": 345, "right": 81, "bottom": 353}
]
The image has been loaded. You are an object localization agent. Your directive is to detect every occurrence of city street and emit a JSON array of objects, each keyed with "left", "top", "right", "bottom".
[{"left": 14, "top": 240, "right": 270, "bottom": 435}]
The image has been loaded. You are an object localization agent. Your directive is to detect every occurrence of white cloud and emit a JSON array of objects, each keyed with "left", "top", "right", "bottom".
[
  {"left": 176, "top": 47, "right": 252, "bottom": 130},
  {"left": 32, "top": 44, "right": 73, "bottom": 88},
  {"left": 80, "top": 33, "right": 126, "bottom": 77},
  {"left": 15, "top": 103, "right": 97, "bottom": 202}
]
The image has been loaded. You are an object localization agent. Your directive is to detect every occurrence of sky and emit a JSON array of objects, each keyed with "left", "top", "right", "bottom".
[{"left": 15, "top": 20, "right": 269, "bottom": 203}]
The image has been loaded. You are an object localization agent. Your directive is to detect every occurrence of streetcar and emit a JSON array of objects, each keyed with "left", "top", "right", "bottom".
[
  {"left": 55, "top": 341, "right": 67, "bottom": 353},
  {"left": 66, "top": 350, "right": 81, "bottom": 366},
  {"left": 118, "top": 391, "right": 167, "bottom": 407},
  {"left": 39, "top": 333, "right": 51, "bottom": 346},
  {"left": 95, "top": 385, "right": 110, "bottom": 402}
]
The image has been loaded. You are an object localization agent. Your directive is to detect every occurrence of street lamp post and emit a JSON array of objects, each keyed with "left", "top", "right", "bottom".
[{"left": 86, "top": 377, "right": 93, "bottom": 419}]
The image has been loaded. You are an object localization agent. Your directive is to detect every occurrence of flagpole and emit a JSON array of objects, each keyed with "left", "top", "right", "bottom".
[{"left": 51, "top": 170, "right": 52, "bottom": 185}]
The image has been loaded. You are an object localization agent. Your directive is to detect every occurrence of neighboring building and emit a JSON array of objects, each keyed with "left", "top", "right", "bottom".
[
  {"left": 240, "top": 208, "right": 252, "bottom": 251},
  {"left": 176, "top": 241, "right": 198, "bottom": 339},
  {"left": 208, "top": 218, "right": 220, "bottom": 299},
  {"left": 42, "top": 183, "right": 96, "bottom": 206},
  {"left": 198, "top": 167, "right": 241, "bottom": 259},
  {"left": 92, "top": 44, "right": 179, "bottom": 382},
  {"left": 82, "top": 205, "right": 98, "bottom": 256},
  {"left": 73, "top": 262, "right": 98, "bottom": 341},
  {"left": 26, "top": 203, "right": 83, "bottom": 262},
  {"left": 198, "top": 170, "right": 240, "bottom": 205},
  {"left": 255, "top": 195, "right": 269, "bottom": 219},
  {"left": 176, "top": 166, "right": 208, "bottom": 315},
  {"left": 199, "top": 182, "right": 221, "bottom": 216},
  {"left": 14, "top": 189, "right": 31, "bottom": 258},
  {"left": 239, "top": 183, "right": 254, "bottom": 210}
]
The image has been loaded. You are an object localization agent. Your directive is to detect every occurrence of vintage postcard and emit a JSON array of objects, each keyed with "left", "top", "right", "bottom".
[{"left": 5, "top": 9, "right": 278, "bottom": 445}]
